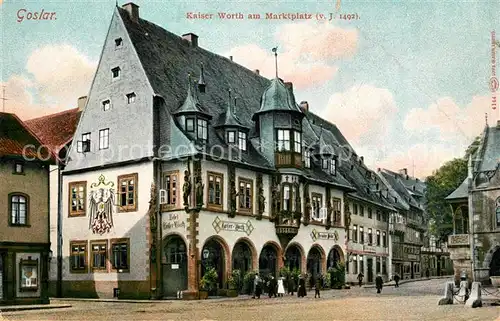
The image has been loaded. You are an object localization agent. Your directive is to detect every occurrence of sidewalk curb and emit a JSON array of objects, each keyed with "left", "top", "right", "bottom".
[
  {"left": 0, "top": 304, "right": 72, "bottom": 312},
  {"left": 363, "top": 276, "right": 453, "bottom": 289},
  {"left": 51, "top": 298, "right": 172, "bottom": 304}
]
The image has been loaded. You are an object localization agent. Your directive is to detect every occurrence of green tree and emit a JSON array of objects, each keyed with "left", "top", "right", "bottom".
[{"left": 425, "top": 158, "right": 467, "bottom": 242}]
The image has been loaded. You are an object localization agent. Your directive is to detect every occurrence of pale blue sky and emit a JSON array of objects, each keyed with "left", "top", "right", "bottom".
[{"left": 1, "top": 0, "right": 499, "bottom": 177}]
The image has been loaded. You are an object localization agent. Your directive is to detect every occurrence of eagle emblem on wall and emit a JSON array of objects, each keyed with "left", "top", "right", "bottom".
[{"left": 89, "top": 175, "right": 115, "bottom": 235}]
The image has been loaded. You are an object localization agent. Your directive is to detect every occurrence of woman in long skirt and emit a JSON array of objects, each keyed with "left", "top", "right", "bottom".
[
  {"left": 277, "top": 277, "right": 285, "bottom": 297},
  {"left": 297, "top": 275, "right": 307, "bottom": 297}
]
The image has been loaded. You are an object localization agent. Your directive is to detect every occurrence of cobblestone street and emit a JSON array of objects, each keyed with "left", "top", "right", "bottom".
[{"left": 1, "top": 279, "right": 499, "bottom": 321}]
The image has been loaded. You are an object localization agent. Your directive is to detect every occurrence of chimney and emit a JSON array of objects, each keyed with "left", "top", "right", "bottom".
[
  {"left": 77, "top": 96, "right": 87, "bottom": 111},
  {"left": 229, "top": 56, "right": 233, "bottom": 61},
  {"left": 182, "top": 33, "right": 198, "bottom": 47},
  {"left": 300, "top": 101, "right": 309, "bottom": 112},
  {"left": 254, "top": 69, "right": 260, "bottom": 75},
  {"left": 360, "top": 156, "right": 364, "bottom": 164},
  {"left": 122, "top": 2, "right": 139, "bottom": 23},
  {"left": 399, "top": 168, "right": 408, "bottom": 176}
]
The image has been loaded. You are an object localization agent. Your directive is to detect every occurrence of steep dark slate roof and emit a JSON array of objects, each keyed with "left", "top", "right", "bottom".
[
  {"left": 446, "top": 177, "right": 469, "bottom": 200},
  {"left": 25, "top": 108, "right": 81, "bottom": 153},
  {"left": 379, "top": 169, "right": 421, "bottom": 210},
  {"left": 118, "top": 7, "right": 273, "bottom": 168},
  {"left": 0, "top": 112, "right": 55, "bottom": 161},
  {"left": 475, "top": 125, "right": 500, "bottom": 172},
  {"left": 253, "top": 77, "right": 301, "bottom": 119}
]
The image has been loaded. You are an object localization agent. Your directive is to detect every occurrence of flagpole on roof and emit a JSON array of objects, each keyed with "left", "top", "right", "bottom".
[{"left": 272, "top": 47, "right": 278, "bottom": 78}]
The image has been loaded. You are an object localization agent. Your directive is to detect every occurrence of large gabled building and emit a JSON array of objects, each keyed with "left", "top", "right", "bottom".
[{"left": 58, "top": 3, "right": 365, "bottom": 299}]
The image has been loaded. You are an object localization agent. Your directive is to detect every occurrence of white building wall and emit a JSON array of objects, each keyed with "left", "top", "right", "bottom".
[{"left": 62, "top": 161, "right": 153, "bottom": 282}]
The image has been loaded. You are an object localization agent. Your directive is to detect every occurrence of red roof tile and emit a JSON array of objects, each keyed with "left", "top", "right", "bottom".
[
  {"left": 25, "top": 108, "right": 82, "bottom": 153},
  {"left": 0, "top": 112, "right": 56, "bottom": 162}
]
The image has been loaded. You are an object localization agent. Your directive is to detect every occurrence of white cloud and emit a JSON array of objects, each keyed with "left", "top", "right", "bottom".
[
  {"left": 227, "top": 22, "right": 358, "bottom": 90},
  {"left": 319, "top": 84, "right": 398, "bottom": 147},
  {"left": 2, "top": 45, "right": 96, "bottom": 120}
]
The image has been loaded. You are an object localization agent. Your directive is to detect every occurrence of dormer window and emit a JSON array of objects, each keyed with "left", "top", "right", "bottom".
[
  {"left": 197, "top": 119, "right": 208, "bottom": 141},
  {"left": 126, "top": 92, "right": 136, "bottom": 104},
  {"left": 322, "top": 158, "right": 328, "bottom": 170},
  {"left": 304, "top": 150, "right": 311, "bottom": 168},
  {"left": 329, "top": 158, "right": 336, "bottom": 175},
  {"left": 112, "top": 67, "right": 120, "bottom": 79},
  {"left": 227, "top": 131, "right": 236, "bottom": 144},
  {"left": 115, "top": 38, "right": 123, "bottom": 47},
  {"left": 186, "top": 118, "right": 195, "bottom": 132},
  {"left": 238, "top": 132, "right": 247, "bottom": 151}
]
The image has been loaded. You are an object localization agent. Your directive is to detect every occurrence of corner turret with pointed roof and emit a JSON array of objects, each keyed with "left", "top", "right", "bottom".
[{"left": 252, "top": 77, "right": 302, "bottom": 121}]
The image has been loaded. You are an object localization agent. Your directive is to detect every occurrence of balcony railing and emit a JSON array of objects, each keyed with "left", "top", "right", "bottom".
[
  {"left": 275, "top": 151, "right": 302, "bottom": 168},
  {"left": 448, "top": 234, "right": 469, "bottom": 247}
]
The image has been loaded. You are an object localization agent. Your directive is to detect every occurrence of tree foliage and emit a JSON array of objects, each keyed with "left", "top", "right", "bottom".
[{"left": 425, "top": 158, "right": 467, "bottom": 242}]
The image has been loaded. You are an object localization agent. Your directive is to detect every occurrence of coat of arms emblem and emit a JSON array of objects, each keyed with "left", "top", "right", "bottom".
[{"left": 89, "top": 175, "right": 115, "bottom": 235}]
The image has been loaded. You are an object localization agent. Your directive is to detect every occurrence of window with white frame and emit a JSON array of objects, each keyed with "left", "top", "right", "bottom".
[
  {"left": 238, "top": 179, "right": 252, "bottom": 211},
  {"left": 227, "top": 130, "right": 236, "bottom": 144},
  {"left": 322, "top": 158, "right": 328, "bottom": 170},
  {"left": 77, "top": 132, "right": 91, "bottom": 153},
  {"left": 294, "top": 131, "right": 301, "bottom": 153},
  {"left": 277, "top": 129, "right": 291, "bottom": 151},
  {"left": 329, "top": 158, "right": 336, "bottom": 175},
  {"left": 304, "top": 149, "right": 311, "bottom": 168},
  {"left": 99, "top": 129, "right": 109, "bottom": 150},
  {"left": 238, "top": 131, "right": 247, "bottom": 151},
  {"left": 197, "top": 119, "right": 208, "bottom": 141}
]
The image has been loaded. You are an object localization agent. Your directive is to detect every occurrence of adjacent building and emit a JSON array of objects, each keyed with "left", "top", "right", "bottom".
[
  {"left": 447, "top": 122, "right": 500, "bottom": 284},
  {"left": 0, "top": 112, "right": 54, "bottom": 305}
]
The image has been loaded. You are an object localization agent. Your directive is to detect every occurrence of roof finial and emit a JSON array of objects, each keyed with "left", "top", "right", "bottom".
[
  {"left": 272, "top": 46, "right": 278, "bottom": 78},
  {"left": 198, "top": 62, "right": 206, "bottom": 93},
  {"left": 187, "top": 73, "right": 192, "bottom": 94},
  {"left": 227, "top": 88, "right": 232, "bottom": 113},
  {"left": 233, "top": 96, "right": 238, "bottom": 114},
  {"left": 485, "top": 112, "right": 488, "bottom": 126}
]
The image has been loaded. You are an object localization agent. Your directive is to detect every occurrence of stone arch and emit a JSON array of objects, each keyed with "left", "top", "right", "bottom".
[
  {"left": 201, "top": 235, "right": 231, "bottom": 290},
  {"left": 453, "top": 205, "right": 469, "bottom": 234},
  {"left": 483, "top": 243, "right": 500, "bottom": 276},
  {"left": 284, "top": 242, "right": 306, "bottom": 272},
  {"left": 232, "top": 237, "right": 258, "bottom": 273},
  {"left": 162, "top": 233, "right": 188, "bottom": 297},
  {"left": 259, "top": 241, "right": 283, "bottom": 277},
  {"left": 327, "top": 245, "right": 345, "bottom": 270},
  {"left": 307, "top": 244, "right": 326, "bottom": 284}
]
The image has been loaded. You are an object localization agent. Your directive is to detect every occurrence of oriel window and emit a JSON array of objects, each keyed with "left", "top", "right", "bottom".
[
  {"left": 277, "top": 129, "right": 290, "bottom": 151},
  {"left": 304, "top": 149, "right": 311, "bottom": 168},
  {"left": 294, "top": 131, "right": 301, "bottom": 153}
]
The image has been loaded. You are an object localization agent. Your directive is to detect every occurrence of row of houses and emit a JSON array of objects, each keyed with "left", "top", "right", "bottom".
[{"left": 0, "top": 2, "right": 452, "bottom": 304}]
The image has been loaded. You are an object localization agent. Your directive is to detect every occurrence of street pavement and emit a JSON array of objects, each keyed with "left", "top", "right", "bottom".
[{"left": 1, "top": 279, "right": 499, "bottom": 321}]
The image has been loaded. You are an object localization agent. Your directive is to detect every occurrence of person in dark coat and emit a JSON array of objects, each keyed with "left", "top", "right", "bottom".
[
  {"left": 375, "top": 274, "right": 384, "bottom": 294},
  {"left": 287, "top": 276, "right": 296, "bottom": 296},
  {"left": 297, "top": 275, "right": 307, "bottom": 297},
  {"left": 252, "top": 274, "right": 262, "bottom": 299},
  {"left": 314, "top": 276, "right": 322, "bottom": 298},
  {"left": 393, "top": 273, "right": 400, "bottom": 288},
  {"left": 357, "top": 272, "right": 364, "bottom": 287},
  {"left": 268, "top": 275, "right": 277, "bottom": 298}
]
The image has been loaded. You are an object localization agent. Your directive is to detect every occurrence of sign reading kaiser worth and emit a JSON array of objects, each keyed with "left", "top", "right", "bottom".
[
  {"left": 310, "top": 229, "right": 339, "bottom": 242},
  {"left": 212, "top": 216, "right": 254, "bottom": 236}
]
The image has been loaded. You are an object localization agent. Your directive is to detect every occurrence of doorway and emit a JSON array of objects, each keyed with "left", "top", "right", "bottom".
[
  {"left": 367, "top": 258, "right": 373, "bottom": 283},
  {"left": 285, "top": 244, "right": 302, "bottom": 272},
  {"left": 162, "top": 235, "right": 188, "bottom": 297},
  {"left": 490, "top": 248, "right": 500, "bottom": 277},
  {"left": 202, "top": 238, "right": 226, "bottom": 292},
  {"left": 259, "top": 244, "right": 278, "bottom": 277},
  {"left": 307, "top": 246, "right": 323, "bottom": 286}
]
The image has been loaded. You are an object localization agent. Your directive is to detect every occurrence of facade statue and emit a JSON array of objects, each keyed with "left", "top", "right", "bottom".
[
  {"left": 149, "top": 183, "right": 157, "bottom": 232},
  {"left": 183, "top": 170, "right": 191, "bottom": 208},
  {"left": 195, "top": 177, "right": 204, "bottom": 208},
  {"left": 229, "top": 180, "right": 237, "bottom": 217},
  {"left": 344, "top": 203, "right": 351, "bottom": 231},
  {"left": 304, "top": 196, "right": 311, "bottom": 225},
  {"left": 258, "top": 187, "right": 266, "bottom": 213}
]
